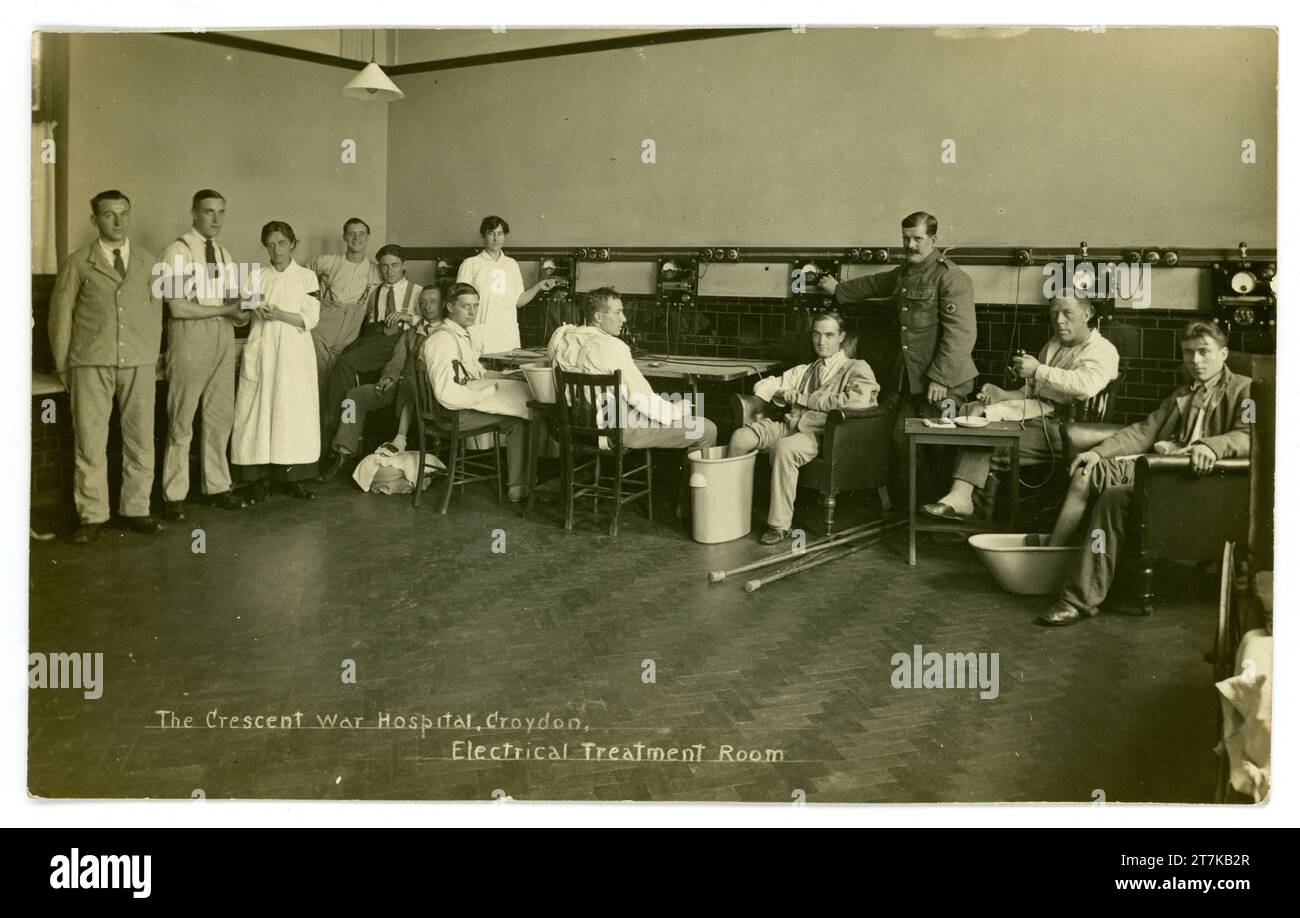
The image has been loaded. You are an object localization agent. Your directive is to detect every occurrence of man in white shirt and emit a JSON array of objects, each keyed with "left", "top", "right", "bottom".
[
  {"left": 422, "top": 283, "right": 531, "bottom": 501},
  {"left": 548, "top": 288, "right": 719, "bottom": 519},
  {"left": 728, "top": 310, "right": 880, "bottom": 543},
  {"left": 319, "top": 244, "right": 422, "bottom": 457},
  {"left": 157, "top": 189, "right": 250, "bottom": 518},
  {"left": 922, "top": 296, "right": 1120, "bottom": 520}
]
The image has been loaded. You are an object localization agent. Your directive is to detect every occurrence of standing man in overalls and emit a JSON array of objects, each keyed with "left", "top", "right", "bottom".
[
  {"left": 158, "top": 189, "right": 250, "bottom": 518},
  {"left": 819, "top": 211, "right": 977, "bottom": 499}
]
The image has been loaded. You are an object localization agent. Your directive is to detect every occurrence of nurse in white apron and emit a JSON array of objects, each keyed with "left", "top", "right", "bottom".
[
  {"left": 231, "top": 220, "right": 322, "bottom": 500},
  {"left": 455, "top": 215, "right": 559, "bottom": 354}
]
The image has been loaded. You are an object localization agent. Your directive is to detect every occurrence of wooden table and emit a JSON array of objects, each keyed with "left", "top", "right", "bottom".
[
  {"left": 904, "top": 418, "right": 1024, "bottom": 566},
  {"left": 481, "top": 350, "right": 780, "bottom": 386}
]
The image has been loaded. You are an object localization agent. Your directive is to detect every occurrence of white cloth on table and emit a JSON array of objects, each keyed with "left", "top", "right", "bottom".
[
  {"left": 231, "top": 260, "right": 321, "bottom": 466},
  {"left": 456, "top": 250, "right": 525, "bottom": 354}
]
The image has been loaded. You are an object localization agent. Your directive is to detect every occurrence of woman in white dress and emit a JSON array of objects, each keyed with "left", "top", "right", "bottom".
[
  {"left": 232, "top": 220, "right": 322, "bottom": 500},
  {"left": 455, "top": 215, "right": 559, "bottom": 354}
]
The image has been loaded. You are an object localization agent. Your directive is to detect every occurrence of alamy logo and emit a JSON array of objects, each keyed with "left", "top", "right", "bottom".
[
  {"left": 49, "top": 849, "right": 151, "bottom": 898},
  {"left": 594, "top": 387, "right": 707, "bottom": 440},
  {"left": 890, "top": 644, "right": 1000, "bottom": 699},
  {"left": 28, "top": 652, "right": 103, "bottom": 700},
  {"left": 1042, "top": 256, "right": 1152, "bottom": 309}
]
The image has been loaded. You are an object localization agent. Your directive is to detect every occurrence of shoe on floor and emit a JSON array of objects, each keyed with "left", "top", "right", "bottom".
[
  {"left": 289, "top": 482, "right": 316, "bottom": 501},
  {"left": 1037, "top": 600, "right": 1097, "bottom": 626},
  {"left": 760, "top": 527, "right": 790, "bottom": 545},
  {"left": 316, "top": 450, "right": 353, "bottom": 482},
  {"left": 507, "top": 485, "right": 530, "bottom": 502},
  {"left": 211, "top": 490, "right": 250, "bottom": 510},
  {"left": 162, "top": 500, "right": 185, "bottom": 521},
  {"left": 70, "top": 522, "right": 104, "bottom": 545},
  {"left": 119, "top": 515, "right": 163, "bottom": 535}
]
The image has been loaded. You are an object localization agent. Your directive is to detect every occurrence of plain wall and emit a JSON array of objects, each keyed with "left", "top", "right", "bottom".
[
  {"left": 386, "top": 27, "right": 1276, "bottom": 249},
  {"left": 63, "top": 33, "right": 389, "bottom": 265}
]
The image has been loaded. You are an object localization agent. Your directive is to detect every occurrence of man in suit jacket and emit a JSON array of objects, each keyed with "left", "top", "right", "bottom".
[
  {"left": 728, "top": 310, "right": 881, "bottom": 543},
  {"left": 48, "top": 190, "right": 163, "bottom": 542},
  {"left": 1040, "top": 320, "right": 1252, "bottom": 625}
]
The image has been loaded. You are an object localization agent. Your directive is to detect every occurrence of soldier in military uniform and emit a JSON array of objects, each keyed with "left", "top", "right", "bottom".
[{"left": 818, "top": 211, "right": 977, "bottom": 497}]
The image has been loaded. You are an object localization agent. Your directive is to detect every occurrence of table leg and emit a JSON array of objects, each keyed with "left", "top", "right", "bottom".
[
  {"left": 909, "top": 437, "right": 918, "bottom": 566},
  {"left": 1009, "top": 440, "right": 1020, "bottom": 532}
]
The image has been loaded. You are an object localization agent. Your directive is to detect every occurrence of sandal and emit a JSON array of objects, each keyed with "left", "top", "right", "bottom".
[{"left": 921, "top": 501, "right": 972, "bottom": 521}]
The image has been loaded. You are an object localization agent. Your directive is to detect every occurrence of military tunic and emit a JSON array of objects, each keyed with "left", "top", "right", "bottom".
[{"left": 834, "top": 248, "right": 977, "bottom": 396}]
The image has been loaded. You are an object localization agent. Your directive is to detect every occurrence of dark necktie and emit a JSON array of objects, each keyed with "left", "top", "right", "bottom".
[
  {"left": 112, "top": 248, "right": 126, "bottom": 279},
  {"left": 204, "top": 239, "right": 218, "bottom": 279},
  {"left": 386, "top": 286, "right": 397, "bottom": 320}
]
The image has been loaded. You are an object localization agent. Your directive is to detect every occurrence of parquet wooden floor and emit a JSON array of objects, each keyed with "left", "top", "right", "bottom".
[{"left": 28, "top": 466, "right": 1224, "bottom": 803}]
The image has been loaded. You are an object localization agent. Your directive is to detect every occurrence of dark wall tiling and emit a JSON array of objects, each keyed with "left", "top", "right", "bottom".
[{"left": 520, "top": 296, "right": 1275, "bottom": 426}]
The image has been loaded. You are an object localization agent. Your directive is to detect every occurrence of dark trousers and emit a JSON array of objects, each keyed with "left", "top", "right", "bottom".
[
  {"left": 320, "top": 332, "right": 401, "bottom": 446},
  {"left": 333, "top": 382, "right": 397, "bottom": 456},
  {"left": 1060, "top": 458, "right": 1138, "bottom": 611}
]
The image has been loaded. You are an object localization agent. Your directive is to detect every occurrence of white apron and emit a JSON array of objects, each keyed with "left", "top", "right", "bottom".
[
  {"left": 232, "top": 260, "right": 321, "bottom": 466},
  {"left": 456, "top": 250, "right": 524, "bottom": 353}
]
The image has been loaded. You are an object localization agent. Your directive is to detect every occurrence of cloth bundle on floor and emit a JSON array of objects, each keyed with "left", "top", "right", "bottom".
[{"left": 352, "top": 450, "right": 445, "bottom": 494}]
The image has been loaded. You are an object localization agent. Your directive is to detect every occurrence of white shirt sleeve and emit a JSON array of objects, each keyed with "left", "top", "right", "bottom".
[
  {"left": 424, "top": 332, "right": 494, "bottom": 411},
  {"left": 299, "top": 268, "right": 320, "bottom": 332},
  {"left": 1032, "top": 337, "right": 1120, "bottom": 401},
  {"left": 753, "top": 363, "right": 808, "bottom": 402}
]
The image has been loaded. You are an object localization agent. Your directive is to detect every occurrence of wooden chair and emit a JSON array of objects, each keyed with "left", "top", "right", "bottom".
[
  {"left": 411, "top": 351, "right": 505, "bottom": 513},
  {"left": 732, "top": 393, "right": 894, "bottom": 534},
  {"left": 553, "top": 368, "right": 653, "bottom": 536}
]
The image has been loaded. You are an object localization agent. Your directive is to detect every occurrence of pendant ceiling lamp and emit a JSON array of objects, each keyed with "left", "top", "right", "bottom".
[{"left": 343, "top": 30, "right": 404, "bottom": 102}]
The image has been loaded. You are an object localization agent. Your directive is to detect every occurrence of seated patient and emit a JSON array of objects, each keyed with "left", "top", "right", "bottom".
[
  {"left": 727, "top": 310, "right": 880, "bottom": 544},
  {"left": 320, "top": 285, "right": 443, "bottom": 478},
  {"left": 923, "top": 295, "right": 1120, "bottom": 520},
  {"left": 548, "top": 287, "right": 719, "bottom": 513},
  {"left": 1039, "top": 320, "right": 1251, "bottom": 626},
  {"left": 423, "top": 282, "right": 532, "bottom": 502}
]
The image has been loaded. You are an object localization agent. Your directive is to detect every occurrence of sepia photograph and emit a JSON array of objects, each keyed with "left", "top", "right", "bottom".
[{"left": 24, "top": 20, "right": 1277, "bottom": 810}]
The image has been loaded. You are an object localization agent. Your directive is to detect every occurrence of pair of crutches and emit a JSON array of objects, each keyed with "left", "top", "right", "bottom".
[{"left": 708, "top": 519, "right": 905, "bottom": 592}]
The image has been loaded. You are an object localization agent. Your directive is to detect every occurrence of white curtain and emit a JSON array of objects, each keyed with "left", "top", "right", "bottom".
[{"left": 31, "top": 121, "right": 57, "bottom": 274}]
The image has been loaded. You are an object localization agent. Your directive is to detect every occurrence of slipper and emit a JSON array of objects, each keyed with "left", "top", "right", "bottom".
[{"left": 921, "top": 501, "right": 971, "bottom": 521}]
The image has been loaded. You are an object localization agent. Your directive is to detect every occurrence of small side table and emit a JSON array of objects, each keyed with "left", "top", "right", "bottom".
[{"left": 904, "top": 418, "right": 1024, "bottom": 565}]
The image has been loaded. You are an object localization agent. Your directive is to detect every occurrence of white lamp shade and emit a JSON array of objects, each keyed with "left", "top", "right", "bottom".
[{"left": 342, "top": 61, "right": 404, "bottom": 102}]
